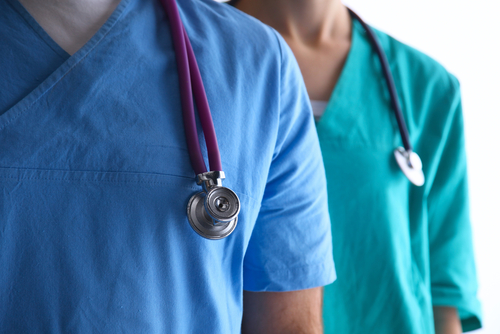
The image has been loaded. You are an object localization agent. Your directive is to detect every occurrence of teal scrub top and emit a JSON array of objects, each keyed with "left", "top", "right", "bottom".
[
  {"left": 318, "top": 19, "right": 481, "bottom": 334},
  {"left": 0, "top": 0, "right": 335, "bottom": 332}
]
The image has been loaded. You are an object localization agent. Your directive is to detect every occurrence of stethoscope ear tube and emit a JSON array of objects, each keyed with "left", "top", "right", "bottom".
[
  {"left": 347, "top": 8, "right": 412, "bottom": 153},
  {"left": 160, "top": 0, "right": 240, "bottom": 238},
  {"left": 183, "top": 27, "right": 222, "bottom": 173},
  {"left": 348, "top": 8, "right": 425, "bottom": 186},
  {"left": 159, "top": 0, "right": 222, "bottom": 175}
]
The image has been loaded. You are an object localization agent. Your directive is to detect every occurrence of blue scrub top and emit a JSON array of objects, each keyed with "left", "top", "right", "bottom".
[{"left": 0, "top": 0, "right": 335, "bottom": 332}]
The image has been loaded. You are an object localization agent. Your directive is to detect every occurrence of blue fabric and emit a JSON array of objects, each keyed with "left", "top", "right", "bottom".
[
  {"left": 0, "top": 0, "right": 335, "bottom": 332},
  {"left": 0, "top": 0, "right": 70, "bottom": 114}
]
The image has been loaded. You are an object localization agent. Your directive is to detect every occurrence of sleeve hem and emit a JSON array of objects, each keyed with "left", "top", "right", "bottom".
[
  {"left": 432, "top": 289, "right": 482, "bottom": 332},
  {"left": 243, "top": 261, "right": 336, "bottom": 292}
]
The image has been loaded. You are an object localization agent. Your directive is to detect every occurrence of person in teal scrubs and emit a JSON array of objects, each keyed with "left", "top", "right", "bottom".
[{"left": 233, "top": 0, "right": 482, "bottom": 333}]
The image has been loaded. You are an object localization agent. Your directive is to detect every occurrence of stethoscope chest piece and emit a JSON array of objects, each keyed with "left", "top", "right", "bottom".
[
  {"left": 394, "top": 147, "right": 425, "bottom": 187},
  {"left": 160, "top": 0, "right": 241, "bottom": 239},
  {"left": 187, "top": 171, "right": 240, "bottom": 240}
]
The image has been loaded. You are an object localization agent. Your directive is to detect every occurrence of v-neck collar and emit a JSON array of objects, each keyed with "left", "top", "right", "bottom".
[
  {"left": 315, "top": 18, "right": 362, "bottom": 128},
  {"left": 7, "top": 0, "right": 70, "bottom": 59},
  {"left": 0, "top": 0, "right": 132, "bottom": 132}
]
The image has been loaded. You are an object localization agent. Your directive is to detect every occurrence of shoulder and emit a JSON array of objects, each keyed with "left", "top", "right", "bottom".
[
  {"left": 179, "top": 0, "right": 306, "bottom": 123},
  {"left": 372, "top": 26, "right": 460, "bottom": 97},
  {"left": 179, "top": 0, "right": 301, "bottom": 110},
  {"left": 181, "top": 0, "right": 287, "bottom": 66},
  {"left": 372, "top": 25, "right": 461, "bottom": 105},
  {"left": 364, "top": 26, "right": 466, "bottom": 170},
  {"left": 362, "top": 25, "right": 462, "bottom": 134}
]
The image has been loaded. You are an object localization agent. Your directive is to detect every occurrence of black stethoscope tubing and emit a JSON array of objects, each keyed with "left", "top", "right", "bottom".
[
  {"left": 347, "top": 9, "right": 412, "bottom": 153},
  {"left": 346, "top": 9, "right": 424, "bottom": 186}
]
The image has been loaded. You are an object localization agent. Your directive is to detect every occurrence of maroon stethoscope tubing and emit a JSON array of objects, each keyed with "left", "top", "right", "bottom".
[{"left": 159, "top": 0, "right": 222, "bottom": 175}]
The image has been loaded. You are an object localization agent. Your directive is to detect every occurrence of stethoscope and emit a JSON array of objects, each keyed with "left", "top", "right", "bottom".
[
  {"left": 226, "top": 1, "right": 424, "bottom": 186},
  {"left": 347, "top": 9, "right": 425, "bottom": 187},
  {"left": 157, "top": 0, "right": 424, "bottom": 239},
  {"left": 160, "top": 0, "right": 240, "bottom": 239}
]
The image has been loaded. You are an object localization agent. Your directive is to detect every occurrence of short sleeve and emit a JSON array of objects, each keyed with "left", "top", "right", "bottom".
[
  {"left": 428, "top": 79, "right": 482, "bottom": 331},
  {"left": 242, "top": 32, "right": 335, "bottom": 292}
]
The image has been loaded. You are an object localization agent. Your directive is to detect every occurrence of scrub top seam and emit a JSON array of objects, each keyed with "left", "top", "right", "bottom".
[
  {"left": 243, "top": 259, "right": 331, "bottom": 274},
  {"left": 0, "top": 167, "right": 258, "bottom": 202},
  {"left": 0, "top": 0, "right": 131, "bottom": 134},
  {"left": 0, "top": 172, "right": 259, "bottom": 204},
  {"left": 0, "top": 167, "right": 196, "bottom": 181},
  {"left": 432, "top": 290, "right": 482, "bottom": 330},
  {"left": 271, "top": 29, "right": 284, "bottom": 82},
  {"left": 243, "top": 262, "right": 336, "bottom": 291},
  {"left": 269, "top": 29, "right": 284, "bottom": 158},
  {"left": 6, "top": 0, "right": 70, "bottom": 59},
  {"left": 315, "top": 18, "right": 358, "bottom": 127},
  {"left": 424, "top": 94, "right": 462, "bottom": 196},
  {"left": 0, "top": 174, "right": 196, "bottom": 187}
]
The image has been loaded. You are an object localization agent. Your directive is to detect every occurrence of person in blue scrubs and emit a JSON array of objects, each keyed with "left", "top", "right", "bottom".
[{"left": 0, "top": 0, "right": 335, "bottom": 332}]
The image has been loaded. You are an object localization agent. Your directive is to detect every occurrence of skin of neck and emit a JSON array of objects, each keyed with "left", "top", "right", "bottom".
[
  {"left": 18, "top": 0, "right": 121, "bottom": 55},
  {"left": 235, "top": 0, "right": 349, "bottom": 45},
  {"left": 235, "top": 0, "right": 352, "bottom": 101}
]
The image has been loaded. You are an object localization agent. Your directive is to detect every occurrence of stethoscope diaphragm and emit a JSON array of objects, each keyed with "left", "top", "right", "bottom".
[
  {"left": 394, "top": 147, "right": 425, "bottom": 187},
  {"left": 187, "top": 171, "right": 240, "bottom": 239},
  {"left": 204, "top": 186, "right": 240, "bottom": 223},
  {"left": 187, "top": 190, "right": 238, "bottom": 240}
]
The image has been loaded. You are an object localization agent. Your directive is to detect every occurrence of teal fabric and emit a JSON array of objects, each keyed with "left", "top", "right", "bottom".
[{"left": 318, "top": 19, "right": 481, "bottom": 334}]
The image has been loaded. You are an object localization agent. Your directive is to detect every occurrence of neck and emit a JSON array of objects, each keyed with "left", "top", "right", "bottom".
[
  {"left": 235, "top": 0, "right": 349, "bottom": 45},
  {"left": 235, "top": 0, "right": 352, "bottom": 101},
  {"left": 18, "top": 0, "right": 121, "bottom": 55}
]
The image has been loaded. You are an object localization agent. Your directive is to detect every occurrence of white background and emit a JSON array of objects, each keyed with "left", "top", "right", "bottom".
[{"left": 340, "top": 0, "right": 500, "bottom": 332}]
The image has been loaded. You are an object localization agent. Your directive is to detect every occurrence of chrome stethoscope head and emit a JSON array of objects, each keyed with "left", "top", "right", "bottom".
[{"left": 187, "top": 171, "right": 240, "bottom": 240}]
